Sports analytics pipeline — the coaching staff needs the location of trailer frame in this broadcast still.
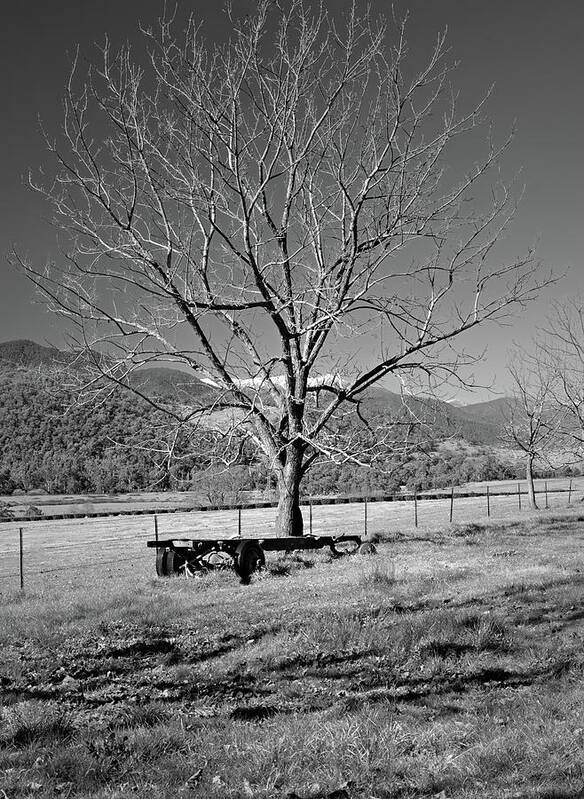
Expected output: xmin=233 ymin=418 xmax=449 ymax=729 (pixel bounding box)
xmin=147 ymin=534 xmax=365 ymax=580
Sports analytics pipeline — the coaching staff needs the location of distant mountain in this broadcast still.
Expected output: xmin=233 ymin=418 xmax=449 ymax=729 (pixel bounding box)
xmin=0 ymin=339 xmax=69 ymax=367
xmin=458 ymin=397 xmax=512 ymax=426
xmin=0 ymin=338 xmax=525 ymax=497
xmin=0 ymin=340 xmax=211 ymax=402
xmin=357 ymin=386 xmax=504 ymax=445
xmin=0 ymin=339 xmax=507 ymax=444
xmin=127 ymin=367 xmax=211 ymax=402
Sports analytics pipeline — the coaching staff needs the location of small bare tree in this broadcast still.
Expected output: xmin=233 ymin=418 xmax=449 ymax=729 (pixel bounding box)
xmin=542 ymin=297 xmax=584 ymax=458
xmin=17 ymin=2 xmax=551 ymax=535
xmin=503 ymin=355 xmax=565 ymax=509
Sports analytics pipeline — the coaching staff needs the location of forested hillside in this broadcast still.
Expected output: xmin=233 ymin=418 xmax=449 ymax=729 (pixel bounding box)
xmin=359 ymin=389 xmax=503 ymax=446
xmin=0 ymin=340 xmax=559 ymax=497
xmin=0 ymin=365 xmax=206 ymax=494
xmin=0 ymin=339 xmax=70 ymax=367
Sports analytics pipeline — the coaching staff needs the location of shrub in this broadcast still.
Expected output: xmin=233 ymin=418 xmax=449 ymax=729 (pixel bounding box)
xmin=21 ymin=504 xmax=42 ymax=519
xmin=451 ymin=522 xmax=487 ymax=541
xmin=0 ymin=500 xmax=14 ymax=520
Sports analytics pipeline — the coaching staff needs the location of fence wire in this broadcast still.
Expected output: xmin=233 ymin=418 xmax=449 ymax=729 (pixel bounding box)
xmin=1 ymin=480 xmax=582 ymax=591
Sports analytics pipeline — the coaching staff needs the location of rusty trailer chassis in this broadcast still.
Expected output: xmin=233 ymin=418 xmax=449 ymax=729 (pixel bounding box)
xmin=147 ymin=535 xmax=363 ymax=581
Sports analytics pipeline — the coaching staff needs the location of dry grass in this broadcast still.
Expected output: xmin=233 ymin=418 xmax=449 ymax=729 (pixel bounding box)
xmin=2 ymin=513 xmax=584 ymax=797
xmin=1 ymin=480 xmax=583 ymax=591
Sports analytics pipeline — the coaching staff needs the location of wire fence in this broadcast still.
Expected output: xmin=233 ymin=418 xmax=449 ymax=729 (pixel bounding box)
xmin=1 ymin=479 xmax=581 ymax=592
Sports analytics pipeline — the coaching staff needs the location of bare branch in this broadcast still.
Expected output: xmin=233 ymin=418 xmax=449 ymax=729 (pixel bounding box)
xmin=16 ymin=1 xmax=554 ymax=535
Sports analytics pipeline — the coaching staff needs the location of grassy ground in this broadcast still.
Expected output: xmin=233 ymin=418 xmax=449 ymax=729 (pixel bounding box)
xmin=2 ymin=514 xmax=584 ymax=798
xmin=1 ymin=484 xmax=581 ymax=591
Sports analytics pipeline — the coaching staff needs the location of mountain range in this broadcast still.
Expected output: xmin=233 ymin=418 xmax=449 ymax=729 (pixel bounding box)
xmin=0 ymin=339 xmax=508 ymax=446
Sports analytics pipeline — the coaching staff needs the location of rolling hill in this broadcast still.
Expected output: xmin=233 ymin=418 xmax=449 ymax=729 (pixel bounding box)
xmin=0 ymin=339 xmax=507 ymax=445
xmin=0 ymin=339 xmax=70 ymax=367
xmin=0 ymin=340 xmax=212 ymax=402
xmin=0 ymin=338 xmax=525 ymax=497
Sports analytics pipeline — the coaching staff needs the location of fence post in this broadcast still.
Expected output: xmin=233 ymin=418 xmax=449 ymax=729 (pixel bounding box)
xmin=545 ymin=481 xmax=549 ymax=509
xmin=486 ymin=486 xmax=491 ymax=518
xmin=568 ymin=479 xmax=573 ymax=505
xmin=517 ymin=483 xmax=522 ymax=511
xmin=154 ymin=514 xmax=159 ymax=543
xmin=309 ymin=501 xmax=313 ymax=536
xmin=414 ymin=492 xmax=418 ymax=528
xmin=19 ymin=527 xmax=24 ymax=591
xmin=449 ymin=485 xmax=455 ymax=524
xmin=238 ymin=507 xmax=242 ymax=537
xmin=364 ymin=497 xmax=368 ymax=539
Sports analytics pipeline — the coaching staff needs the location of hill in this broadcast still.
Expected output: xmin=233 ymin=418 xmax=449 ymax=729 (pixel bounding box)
xmin=0 ymin=339 xmax=510 ymax=444
xmin=358 ymin=387 xmax=504 ymax=446
xmin=457 ymin=397 xmax=511 ymax=426
xmin=0 ymin=339 xmax=69 ymax=367
xmin=0 ymin=362 xmax=210 ymax=495
xmin=126 ymin=367 xmax=212 ymax=402
xmin=0 ymin=340 xmax=212 ymax=402
xmin=0 ymin=339 xmax=525 ymax=497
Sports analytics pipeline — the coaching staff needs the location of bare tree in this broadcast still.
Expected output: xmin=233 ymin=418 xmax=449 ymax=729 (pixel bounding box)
xmin=17 ymin=2 xmax=551 ymax=535
xmin=503 ymin=354 xmax=565 ymax=509
xmin=542 ymin=297 xmax=584 ymax=457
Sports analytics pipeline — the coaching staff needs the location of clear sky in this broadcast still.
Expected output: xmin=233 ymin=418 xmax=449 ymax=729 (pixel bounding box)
xmin=1 ymin=0 xmax=583 ymax=401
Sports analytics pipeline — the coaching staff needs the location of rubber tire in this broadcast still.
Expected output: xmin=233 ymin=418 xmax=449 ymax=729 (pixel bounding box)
xmin=234 ymin=541 xmax=266 ymax=580
xmin=358 ymin=542 xmax=377 ymax=555
xmin=165 ymin=549 xmax=188 ymax=575
xmin=156 ymin=548 xmax=169 ymax=577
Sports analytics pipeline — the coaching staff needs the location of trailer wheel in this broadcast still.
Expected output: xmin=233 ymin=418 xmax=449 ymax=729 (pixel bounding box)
xmin=156 ymin=548 xmax=169 ymax=577
xmin=234 ymin=541 xmax=265 ymax=580
xmin=358 ymin=542 xmax=377 ymax=555
xmin=165 ymin=549 xmax=188 ymax=576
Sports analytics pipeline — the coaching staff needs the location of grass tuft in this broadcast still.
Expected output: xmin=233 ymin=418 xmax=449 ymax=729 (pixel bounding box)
xmin=0 ymin=701 xmax=74 ymax=746
xmin=451 ymin=521 xmax=488 ymax=539
xmin=265 ymin=552 xmax=315 ymax=577
xmin=359 ymin=559 xmax=397 ymax=588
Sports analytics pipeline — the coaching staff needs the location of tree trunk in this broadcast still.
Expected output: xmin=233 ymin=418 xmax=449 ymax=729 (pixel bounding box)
xmin=526 ymin=455 xmax=539 ymax=510
xmin=275 ymin=449 xmax=304 ymax=537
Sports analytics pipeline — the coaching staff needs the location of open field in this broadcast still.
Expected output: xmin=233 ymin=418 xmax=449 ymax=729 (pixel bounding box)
xmin=0 ymin=478 xmax=582 ymax=592
xmin=2 ymin=511 xmax=584 ymax=797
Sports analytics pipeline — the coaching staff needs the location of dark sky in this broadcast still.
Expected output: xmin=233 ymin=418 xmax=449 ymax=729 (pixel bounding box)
xmin=1 ymin=1 xmax=583 ymax=399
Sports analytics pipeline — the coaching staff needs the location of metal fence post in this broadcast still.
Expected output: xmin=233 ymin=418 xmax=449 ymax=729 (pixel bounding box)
xmin=19 ymin=527 xmax=24 ymax=590
xmin=569 ymin=479 xmax=573 ymax=505
xmin=545 ymin=481 xmax=549 ymax=509
xmin=518 ymin=483 xmax=522 ymax=510
xmin=309 ymin=501 xmax=313 ymax=536
xmin=486 ymin=486 xmax=491 ymax=518
xmin=449 ymin=485 xmax=454 ymax=523
xmin=238 ymin=507 xmax=242 ymax=537
xmin=364 ymin=497 xmax=368 ymax=538
xmin=154 ymin=515 xmax=159 ymax=543
xmin=414 ymin=492 xmax=418 ymax=528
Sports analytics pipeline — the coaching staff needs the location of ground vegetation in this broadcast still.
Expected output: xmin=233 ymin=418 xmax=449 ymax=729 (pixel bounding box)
xmin=1 ymin=513 xmax=584 ymax=797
